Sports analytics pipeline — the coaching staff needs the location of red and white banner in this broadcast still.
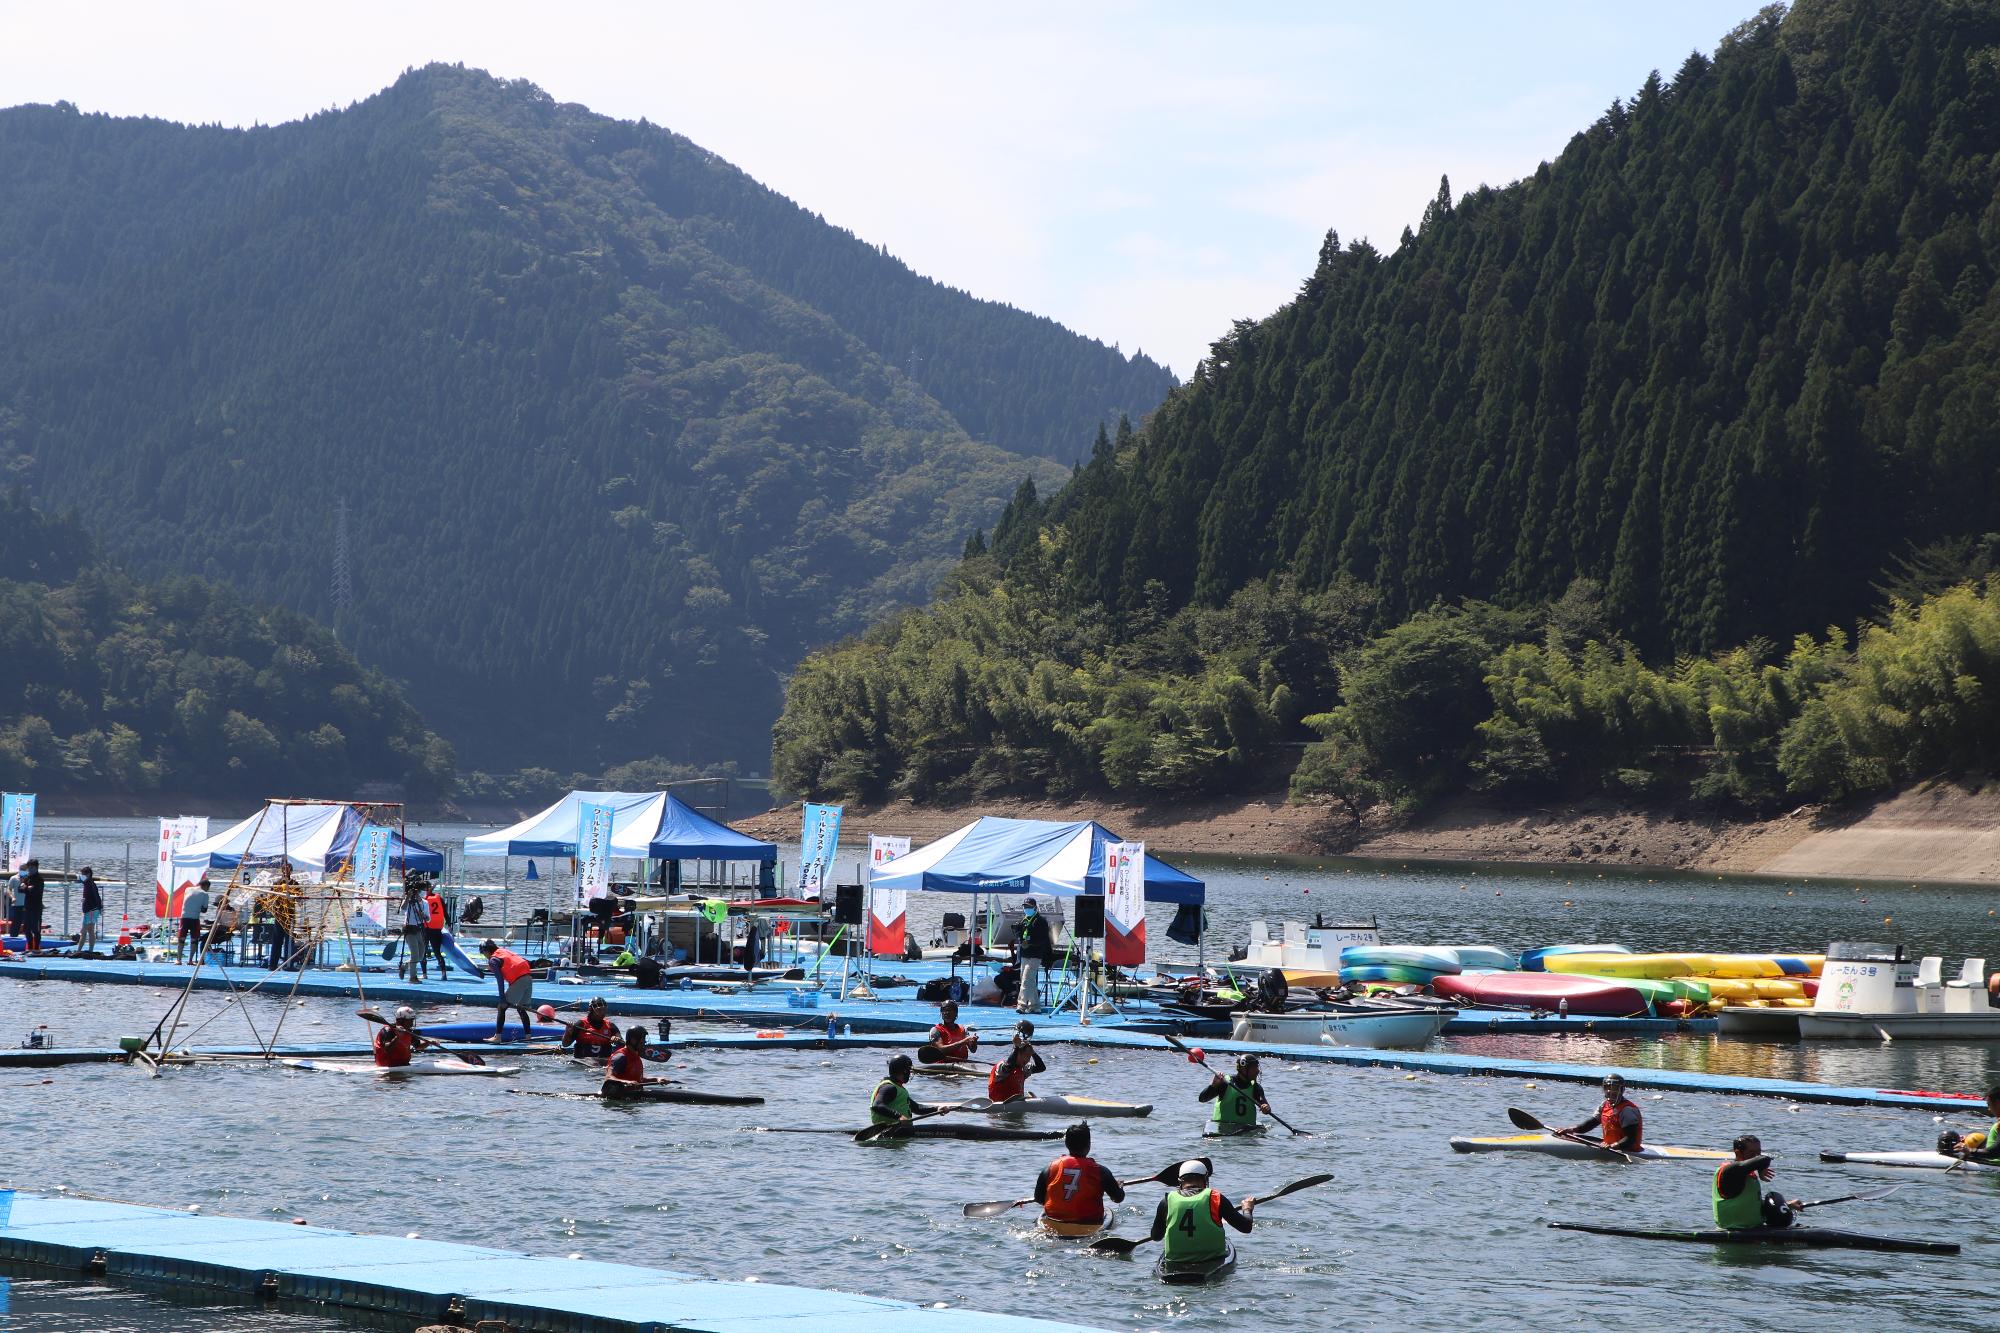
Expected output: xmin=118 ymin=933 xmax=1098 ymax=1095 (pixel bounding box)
xmin=867 ymin=835 xmax=910 ymax=957
xmin=1104 ymin=840 xmax=1146 ymax=967
xmin=154 ymin=816 xmax=209 ymax=918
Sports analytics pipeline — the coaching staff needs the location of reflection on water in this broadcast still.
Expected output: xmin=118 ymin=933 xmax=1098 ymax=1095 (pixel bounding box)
xmin=0 ymin=1270 xmax=359 ymax=1331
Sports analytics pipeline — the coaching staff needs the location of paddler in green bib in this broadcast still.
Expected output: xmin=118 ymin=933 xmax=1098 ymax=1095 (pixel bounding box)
xmin=1712 ymin=1134 xmax=1798 ymax=1231
xmin=1149 ymin=1159 xmax=1255 ymax=1261
xmin=870 ymin=1054 xmax=938 ymax=1128
xmin=1200 ymin=1054 xmax=1272 ymax=1134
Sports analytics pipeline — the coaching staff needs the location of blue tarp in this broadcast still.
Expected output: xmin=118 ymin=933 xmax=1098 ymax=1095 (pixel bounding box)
xmin=644 ymin=793 xmax=778 ymax=864
xmin=868 ymin=816 xmax=1204 ymax=906
xmin=463 ymin=790 xmax=775 ymax=864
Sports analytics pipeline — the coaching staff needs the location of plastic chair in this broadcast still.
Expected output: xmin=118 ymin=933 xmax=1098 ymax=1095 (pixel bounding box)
xmin=1949 ymin=957 xmax=1986 ymax=987
xmin=1916 ymin=955 xmax=1943 ymax=987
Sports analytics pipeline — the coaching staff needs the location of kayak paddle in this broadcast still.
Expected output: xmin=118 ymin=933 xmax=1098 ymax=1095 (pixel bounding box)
xmin=357 ymin=1008 xmax=486 ymax=1066
xmin=1087 ymin=1172 xmax=1333 ymax=1255
xmin=1164 ymin=1034 xmax=1313 ymax=1138
xmin=963 ymin=1165 xmax=1181 ymax=1219
xmin=855 ymin=1098 xmax=992 ymax=1143
xmin=1506 ymin=1106 xmax=1634 ymax=1162
xmin=1793 ymin=1184 xmax=1901 ymax=1211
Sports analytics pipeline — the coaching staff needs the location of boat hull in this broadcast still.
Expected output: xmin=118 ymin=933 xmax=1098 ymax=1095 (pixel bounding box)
xmin=1229 ymin=1009 xmax=1449 ymax=1049
xmin=1797 ymin=1011 xmax=2000 ymax=1040
xmin=1431 ymin=972 xmax=1649 ymax=1017
xmin=1819 ymin=1150 xmax=2000 ymax=1174
xmin=1549 ymin=1221 xmax=1956 ymax=1254
xmin=1157 ymin=1242 xmax=1236 ymax=1284
xmin=1450 ymin=1133 xmax=1729 ymax=1161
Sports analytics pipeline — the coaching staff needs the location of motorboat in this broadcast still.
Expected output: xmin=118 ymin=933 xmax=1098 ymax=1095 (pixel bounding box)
xmin=1230 ymin=1003 xmax=1451 ymax=1049
xmin=1237 ymin=917 xmax=1381 ymax=987
xmin=1795 ymin=942 xmax=1999 ymax=1040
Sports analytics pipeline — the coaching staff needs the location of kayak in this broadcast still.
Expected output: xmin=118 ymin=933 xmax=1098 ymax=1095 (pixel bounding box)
xmin=283 ymin=1057 xmax=519 ymax=1078
xmin=1039 ymin=1217 xmax=1112 ymax=1239
xmin=1339 ymin=945 xmax=1462 ymax=974
xmin=1819 ymin=1150 xmax=2000 ymax=1174
xmin=1542 ymin=952 xmax=1822 ymax=981
xmin=1157 ymin=1242 xmax=1237 ymax=1284
xmin=1451 ymin=1133 xmax=1730 ymax=1162
xmin=1549 ymin=1221 xmax=1957 ymax=1254
xmin=864 ymin=1123 xmax=1062 ymax=1143
xmin=913 ymin=1062 xmax=988 ymax=1079
xmin=1431 ymin=971 xmax=1652 ymax=1016
xmin=1202 ymin=1122 xmax=1269 ymax=1139
xmin=1340 ymin=964 xmax=1453 ymax=985
xmin=600 ymin=1081 xmax=765 ymax=1106
xmin=1436 ymin=945 xmax=1519 ymax=971
xmin=979 ymin=1094 xmax=1152 ymax=1118
xmin=1519 ymin=944 xmax=1630 ymax=972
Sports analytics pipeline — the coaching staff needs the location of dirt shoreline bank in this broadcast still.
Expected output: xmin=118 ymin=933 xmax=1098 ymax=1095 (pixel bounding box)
xmin=737 ymin=781 xmax=2000 ymax=885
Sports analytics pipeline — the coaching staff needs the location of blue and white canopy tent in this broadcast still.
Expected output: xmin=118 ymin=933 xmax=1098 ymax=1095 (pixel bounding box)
xmin=173 ymin=801 xmax=443 ymax=878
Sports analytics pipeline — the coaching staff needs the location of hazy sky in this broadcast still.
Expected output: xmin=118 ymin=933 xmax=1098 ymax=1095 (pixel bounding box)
xmin=3 ymin=2 xmax=1766 ymax=376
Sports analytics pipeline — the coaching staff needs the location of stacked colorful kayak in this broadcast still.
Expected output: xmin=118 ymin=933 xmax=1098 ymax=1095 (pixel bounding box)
xmin=1431 ymin=971 xmax=1655 ymax=1016
xmin=1339 ymin=945 xmax=1461 ymax=985
xmin=1435 ymin=945 xmax=1518 ymax=971
xmin=1540 ymin=952 xmax=1822 ymax=980
xmin=1518 ymin=944 xmax=1630 ymax=972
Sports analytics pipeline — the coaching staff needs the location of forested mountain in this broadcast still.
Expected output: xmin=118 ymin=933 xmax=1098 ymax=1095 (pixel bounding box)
xmin=0 ymin=490 xmax=453 ymax=797
xmin=775 ymin=0 xmax=2000 ymax=823
xmin=0 ymin=65 xmax=1173 ymax=775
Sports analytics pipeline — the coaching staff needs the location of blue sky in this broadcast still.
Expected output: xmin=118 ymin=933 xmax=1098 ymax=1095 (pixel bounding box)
xmin=3 ymin=2 xmax=1768 ymax=377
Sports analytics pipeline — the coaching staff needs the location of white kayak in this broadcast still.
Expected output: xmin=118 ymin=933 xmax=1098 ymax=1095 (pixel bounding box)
xmin=974 ymin=1093 xmax=1153 ymax=1118
xmin=1819 ymin=1150 xmax=2000 ymax=1174
xmin=282 ymin=1057 xmax=520 ymax=1078
xmin=1451 ymin=1133 xmax=1730 ymax=1161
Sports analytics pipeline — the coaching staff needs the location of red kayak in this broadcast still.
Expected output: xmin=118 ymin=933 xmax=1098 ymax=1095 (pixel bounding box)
xmin=1432 ymin=971 xmax=1649 ymax=1016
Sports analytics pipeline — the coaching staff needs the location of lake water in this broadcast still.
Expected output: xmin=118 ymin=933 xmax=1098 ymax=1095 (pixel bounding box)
xmin=6 ymin=818 xmax=2000 ymax=1331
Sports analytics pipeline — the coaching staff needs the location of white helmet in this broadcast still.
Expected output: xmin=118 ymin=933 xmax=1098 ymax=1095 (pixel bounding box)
xmin=1177 ymin=1159 xmax=1210 ymax=1182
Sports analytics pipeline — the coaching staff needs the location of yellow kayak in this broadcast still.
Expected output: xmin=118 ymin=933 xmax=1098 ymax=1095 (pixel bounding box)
xmin=1039 ymin=1217 xmax=1112 ymax=1238
xmin=1543 ymin=952 xmax=1822 ymax=980
xmin=1680 ymin=976 xmax=1813 ymax=1001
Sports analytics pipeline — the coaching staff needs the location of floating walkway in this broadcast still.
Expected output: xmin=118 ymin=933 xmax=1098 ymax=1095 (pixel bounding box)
xmin=0 ymin=1190 xmax=1106 ymax=1333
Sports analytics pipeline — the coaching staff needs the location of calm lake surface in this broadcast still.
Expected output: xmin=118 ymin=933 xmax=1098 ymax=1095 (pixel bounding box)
xmin=7 ymin=816 xmax=2000 ymax=1331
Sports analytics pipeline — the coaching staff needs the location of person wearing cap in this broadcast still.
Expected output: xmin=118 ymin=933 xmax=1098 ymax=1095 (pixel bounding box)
xmin=1563 ymin=1073 xmax=1643 ymax=1152
xmin=1035 ymin=1122 xmax=1126 ymax=1230
xmin=75 ymin=867 xmax=104 ymax=953
xmin=870 ymin=1054 xmax=939 ymax=1130
xmin=421 ymin=877 xmax=451 ymax=978
xmin=563 ymin=996 xmax=621 ymax=1061
xmin=1149 ymin=1158 xmax=1255 ymax=1264
xmin=398 ymin=879 xmax=430 ymax=982
xmin=1713 ymin=1133 xmax=1796 ymax=1230
xmin=1016 ymin=898 xmax=1054 ymax=1014
xmin=372 ymin=1006 xmax=418 ymax=1068
xmin=919 ymin=998 xmax=979 ymax=1064
xmin=1199 ymin=1053 xmax=1272 ymax=1134
xmin=478 ymin=938 xmax=536 ymax=1041
xmin=174 ymin=874 xmax=210 ymax=964
xmin=987 ymin=1025 xmax=1046 ymax=1103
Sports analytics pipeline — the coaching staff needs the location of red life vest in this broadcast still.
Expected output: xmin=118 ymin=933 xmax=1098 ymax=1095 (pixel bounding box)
xmin=373 ymin=1026 xmax=414 ymax=1068
xmin=1600 ymin=1097 xmax=1643 ymax=1150
xmin=576 ymin=1014 xmax=619 ymax=1051
xmin=930 ymin=1021 xmax=972 ymax=1057
xmin=607 ymin=1047 xmax=645 ymax=1083
xmin=989 ymin=1061 xmax=1029 ymax=1103
xmin=493 ymin=948 xmax=532 ymax=984
xmin=425 ymin=893 xmax=446 ymax=930
xmin=1042 ymin=1154 xmax=1105 ymax=1223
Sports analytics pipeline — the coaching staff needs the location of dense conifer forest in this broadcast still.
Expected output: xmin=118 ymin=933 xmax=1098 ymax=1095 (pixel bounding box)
xmin=774 ymin=0 xmax=2000 ymax=829
xmin=0 ymin=65 xmax=1174 ymax=778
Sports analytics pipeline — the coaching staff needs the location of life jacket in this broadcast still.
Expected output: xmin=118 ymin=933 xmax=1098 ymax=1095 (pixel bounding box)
xmin=1042 ymin=1154 xmax=1105 ymax=1224
xmin=492 ymin=948 xmax=532 ymax=984
xmin=425 ymin=893 xmax=446 ymax=930
xmin=930 ymin=1021 xmax=972 ymax=1056
xmin=372 ymin=1026 xmax=414 ymax=1068
xmin=988 ymin=1061 xmax=1029 ymax=1103
xmin=1599 ymin=1097 xmax=1643 ymax=1150
xmin=872 ymin=1078 xmax=913 ymax=1125
xmin=607 ymin=1047 xmax=645 ymax=1083
xmin=575 ymin=1014 xmax=619 ymax=1051
xmin=1712 ymin=1161 xmax=1764 ymax=1230
xmin=1163 ymin=1187 xmax=1227 ymax=1262
xmin=1210 ymin=1077 xmax=1259 ymax=1127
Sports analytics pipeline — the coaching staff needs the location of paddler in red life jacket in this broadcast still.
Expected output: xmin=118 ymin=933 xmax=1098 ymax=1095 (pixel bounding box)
xmin=1035 ymin=1122 xmax=1126 ymax=1228
xmin=1563 ymin=1073 xmax=1643 ymax=1152
xmin=372 ymin=1006 xmax=417 ymax=1068
xmin=602 ymin=1025 xmax=662 ymax=1099
xmin=563 ymin=996 xmax=620 ymax=1061
xmin=871 ymin=1053 xmax=939 ymax=1128
xmin=1148 ymin=1158 xmax=1255 ymax=1263
xmin=478 ymin=938 xmax=536 ymax=1042
xmin=1712 ymin=1133 xmax=1797 ymax=1230
xmin=987 ymin=1024 xmax=1046 ymax=1104
xmin=918 ymin=999 xmax=979 ymax=1065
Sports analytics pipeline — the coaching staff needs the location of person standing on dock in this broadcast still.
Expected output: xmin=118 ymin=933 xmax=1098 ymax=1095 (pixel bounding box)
xmin=1200 ymin=1054 xmax=1271 ymax=1135
xmin=175 ymin=876 xmax=210 ymax=964
xmin=422 ymin=879 xmax=450 ymax=977
xmin=1563 ymin=1073 xmax=1644 ymax=1153
xmin=478 ymin=939 xmax=536 ymax=1041
xmin=1016 ymin=899 xmax=1054 ymax=1014
xmin=18 ymin=860 xmax=46 ymax=953
xmin=1712 ymin=1134 xmax=1796 ymax=1230
xmin=398 ymin=881 xmax=430 ymax=983
xmin=870 ymin=1054 xmax=938 ymax=1128
xmin=1035 ymin=1123 xmax=1125 ymax=1229
xmin=1150 ymin=1159 xmax=1255 ymax=1262
xmin=372 ymin=1006 xmax=417 ymax=1068
xmin=75 ymin=867 xmax=103 ymax=954
xmin=1 ymin=867 xmax=18 ymax=938
xmin=919 ymin=999 xmax=979 ymax=1064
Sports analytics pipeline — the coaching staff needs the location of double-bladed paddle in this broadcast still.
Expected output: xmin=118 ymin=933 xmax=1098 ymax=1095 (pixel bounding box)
xmin=1506 ymin=1105 xmax=1635 ymax=1162
xmin=854 ymin=1096 xmax=996 ymax=1143
xmin=1163 ymin=1034 xmax=1313 ymax=1138
xmin=357 ymin=1007 xmax=486 ymax=1066
xmin=1087 ymin=1171 xmax=1334 ymax=1255
xmin=1792 ymin=1183 xmax=1901 ymax=1211
xmin=963 ymin=1161 xmax=1185 ymax=1218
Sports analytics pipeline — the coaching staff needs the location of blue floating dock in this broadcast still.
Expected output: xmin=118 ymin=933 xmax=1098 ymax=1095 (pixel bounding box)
xmin=0 ymin=1191 xmax=1107 ymax=1332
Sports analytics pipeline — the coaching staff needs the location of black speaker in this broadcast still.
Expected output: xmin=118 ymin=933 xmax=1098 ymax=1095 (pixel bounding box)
xmin=833 ymin=883 xmax=864 ymax=925
xmin=1072 ymin=895 xmax=1105 ymax=939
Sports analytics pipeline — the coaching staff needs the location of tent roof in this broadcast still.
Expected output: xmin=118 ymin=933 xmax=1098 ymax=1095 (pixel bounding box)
xmin=463 ymin=789 xmax=775 ymax=864
xmin=172 ymin=802 xmax=444 ymax=877
xmin=868 ymin=816 xmax=1203 ymax=905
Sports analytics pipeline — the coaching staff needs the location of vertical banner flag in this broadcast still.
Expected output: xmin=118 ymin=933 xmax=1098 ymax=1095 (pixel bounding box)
xmin=798 ymin=802 xmax=843 ymax=901
xmin=154 ymin=815 xmax=208 ymax=918
xmin=867 ymin=835 xmax=910 ymax=957
xmin=352 ymin=826 xmax=394 ymax=927
xmin=0 ymin=793 xmax=34 ymax=874
xmin=576 ymin=801 xmax=615 ymax=907
xmin=1104 ymin=840 xmax=1147 ymax=967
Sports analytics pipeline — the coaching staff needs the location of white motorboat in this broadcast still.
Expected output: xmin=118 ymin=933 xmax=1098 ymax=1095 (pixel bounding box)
xmin=1794 ymin=942 xmax=2000 ymax=1040
xmin=1238 ymin=918 xmax=1381 ymax=987
xmin=1230 ymin=1005 xmax=1451 ymax=1049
